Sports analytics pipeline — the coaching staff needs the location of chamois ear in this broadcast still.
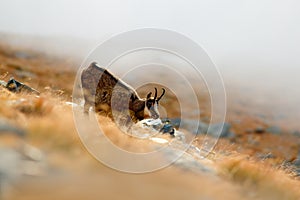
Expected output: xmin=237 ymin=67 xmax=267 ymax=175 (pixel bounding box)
xmin=146 ymin=92 xmax=152 ymax=99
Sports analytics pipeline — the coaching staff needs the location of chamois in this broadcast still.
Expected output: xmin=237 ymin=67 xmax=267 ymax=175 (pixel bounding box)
xmin=81 ymin=62 xmax=165 ymax=123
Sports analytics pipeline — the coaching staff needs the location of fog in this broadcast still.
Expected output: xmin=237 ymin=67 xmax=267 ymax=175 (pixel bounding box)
xmin=0 ymin=0 xmax=299 ymax=127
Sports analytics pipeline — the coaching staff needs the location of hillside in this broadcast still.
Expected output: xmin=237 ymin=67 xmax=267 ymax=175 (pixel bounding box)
xmin=0 ymin=41 xmax=300 ymax=200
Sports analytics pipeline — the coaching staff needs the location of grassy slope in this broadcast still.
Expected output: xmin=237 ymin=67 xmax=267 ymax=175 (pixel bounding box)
xmin=0 ymin=42 xmax=300 ymax=200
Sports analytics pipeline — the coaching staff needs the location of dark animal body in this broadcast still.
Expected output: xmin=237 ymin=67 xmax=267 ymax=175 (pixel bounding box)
xmin=81 ymin=62 xmax=165 ymax=124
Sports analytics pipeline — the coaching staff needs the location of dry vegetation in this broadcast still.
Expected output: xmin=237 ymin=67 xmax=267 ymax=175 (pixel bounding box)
xmin=1 ymin=42 xmax=300 ymax=200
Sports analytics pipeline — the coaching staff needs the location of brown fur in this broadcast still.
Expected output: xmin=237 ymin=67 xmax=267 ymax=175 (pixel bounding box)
xmin=81 ymin=62 xmax=151 ymax=124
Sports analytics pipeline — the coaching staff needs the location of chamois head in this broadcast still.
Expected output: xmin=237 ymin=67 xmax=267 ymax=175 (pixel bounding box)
xmin=145 ymin=87 xmax=165 ymax=119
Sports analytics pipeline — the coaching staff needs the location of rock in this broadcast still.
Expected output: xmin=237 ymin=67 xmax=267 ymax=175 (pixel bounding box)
xmin=162 ymin=118 xmax=181 ymax=129
xmin=0 ymin=119 xmax=25 ymax=137
xmin=294 ymin=151 xmax=300 ymax=167
xmin=163 ymin=118 xmax=232 ymax=138
xmin=14 ymin=51 xmax=34 ymax=59
xmin=274 ymin=114 xmax=286 ymax=120
xmin=293 ymin=151 xmax=300 ymax=177
xmin=292 ymin=131 xmax=300 ymax=137
xmin=256 ymin=113 xmax=267 ymax=119
xmin=232 ymin=119 xmax=241 ymax=124
xmin=198 ymin=122 xmax=210 ymax=134
xmin=134 ymin=118 xmax=176 ymax=138
xmin=162 ymin=146 xmax=216 ymax=174
xmin=295 ymin=161 xmax=300 ymax=168
xmin=256 ymin=152 xmax=275 ymax=160
xmin=162 ymin=118 xmax=183 ymax=129
xmin=5 ymin=77 xmax=40 ymax=94
xmin=15 ymin=70 xmax=36 ymax=79
xmin=207 ymin=122 xmax=232 ymax=138
xmin=247 ymin=135 xmax=260 ymax=146
xmin=160 ymin=123 xmax=175 ymax=135
xmin=266 ymin=126 xmax=281 ymax=135
xmin=296 ymin=169 xmax=300 ymax=177
xmin=0 ymin=147 xmax=23 ymax=195
xmin=163 ymin=118 xmax=208 ymax=134
xmin=254 ymin=127 xmax=265 ymax=134
xmin=228 ymin=132 xmax=236 ymax=139
xmin=0 ymin=119 xmax=45 ymax=198
xmin=0 ymin=145 xmax=46 ymax=198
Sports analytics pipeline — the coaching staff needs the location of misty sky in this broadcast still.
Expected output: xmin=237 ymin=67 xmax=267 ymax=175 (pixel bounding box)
xmin=0 ymin=0 xmax=299 ymax=68
xmin=0 ymin=1 xmax=299 ymax=70
xmin=0 ymin=0 xmax=300 ymax=122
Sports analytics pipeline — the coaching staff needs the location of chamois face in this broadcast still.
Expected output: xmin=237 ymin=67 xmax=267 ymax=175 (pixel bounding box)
xmin=145 ymin=88 xmax=165 ymax=119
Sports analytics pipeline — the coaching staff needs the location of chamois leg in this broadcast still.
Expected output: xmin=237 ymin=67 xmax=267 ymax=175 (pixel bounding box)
xmin=83 ymin=101 xmax=92 ymax=114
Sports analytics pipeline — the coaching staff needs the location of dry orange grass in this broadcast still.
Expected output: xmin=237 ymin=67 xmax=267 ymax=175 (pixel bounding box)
xmin=1 ymin=42 xmax=300 ymax=200
xmin=0 ymin=87 xmax=80 ymax=150
xmin=216 ymin=153 xmax=300 ymax=200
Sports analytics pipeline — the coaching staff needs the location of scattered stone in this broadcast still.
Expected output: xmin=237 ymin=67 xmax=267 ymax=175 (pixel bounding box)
xmin=162 ymin=146 xmax=216 ymax=174
xmin=207 ymin=122 xmax=232 ymax=138
xmin=274 ymin=114 xmax=286 ymax=120
xmin=228 ymin=132 xmax=236 ymax=139
xmin=162 ymin=118 xmax=232 ymax=138
xmin=256 ymin=152 xmax=275 ymax=160
xmin=0 ymin=118 xmax=46 ymax=198
xmin=292 ymin=131 xmax=300 ymax=137
xmin=0 ymin=145 xmax=46 ymax=198
xmin=162 ymin=118 xmax=208 ymax=134
xmin=14 ymin=51 xmax=34 ymax=59
xmin=247 ymin=135 xmax=260 ymax=146
xmin=135 ymin=118 xmax=177 ymax=138
xmin=0 ymin=147 xmax=23 ymax=195
xmin=198 ymin=122 xmax=209 ymax=134
xmin=256 ymin=113 xmax=267 ymax=119
xmin=294 ymin=151 xmax=300 ymax=167
xmin=254 ymin=127 xmax=265 ymax=134
xmin=162 ymin=118 xmax=181 ymax=129
xmin=0 ymin=118 xmax=25 ymax=137
xmin=232 ymin=119 xmax=241 ymax=124
xmin=5 ymin=77 xmax=40 ymax=94
xmin=160 ymin=123 xmax=175 ymax=135
xmin=293 ymin=151 xmax=300 ymax=177
xmin=266 ymin=126 xmax=281 ymax=135
xmin=15 ymin=70 xmax=36 ymax=79
xmin=296 ymin=169 xmax=300 ymax=177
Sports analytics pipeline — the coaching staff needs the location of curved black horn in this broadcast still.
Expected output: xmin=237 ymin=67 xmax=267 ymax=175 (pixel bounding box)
xmin=154 ymin=87 xmax=158 ymax=100
xmin=157 ymin=88 xmax=165 ymax=102
xmin=147 ymin=92 xmax=152 ymax=99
